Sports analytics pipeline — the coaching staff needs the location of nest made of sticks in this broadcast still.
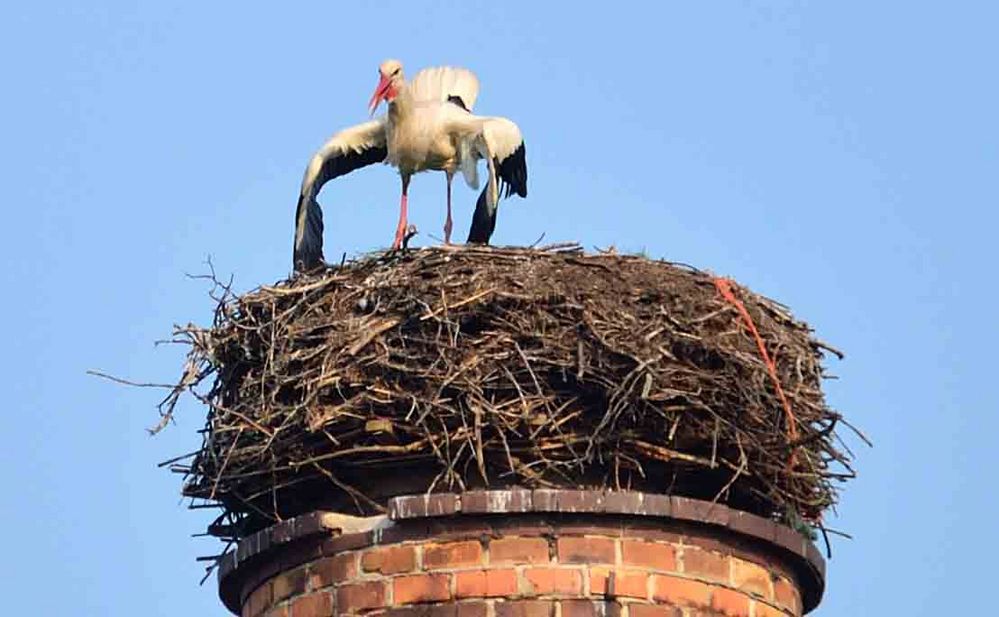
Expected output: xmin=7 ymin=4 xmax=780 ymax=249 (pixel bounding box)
xmin=162 ymin=244 xmax=860 ymax=542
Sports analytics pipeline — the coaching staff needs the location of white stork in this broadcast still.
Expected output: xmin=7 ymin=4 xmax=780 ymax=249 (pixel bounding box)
xmin=292 ymin=59 xmax=528 ymax=272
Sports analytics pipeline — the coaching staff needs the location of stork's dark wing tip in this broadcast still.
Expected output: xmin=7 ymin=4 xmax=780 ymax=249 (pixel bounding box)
xmin=467 ymin=186 xmax=497 ymax=245
xmin=498 ymin=142 xmax=528 ymax=199
xmin=447 ymin=94 xmax=470 ymax=111
xmin=293 ymin=193 xmax=325 ymax=273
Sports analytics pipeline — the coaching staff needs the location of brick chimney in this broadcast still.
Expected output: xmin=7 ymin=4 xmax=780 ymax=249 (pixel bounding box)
xmin=219 ymin=490 xmax=823 ymax=617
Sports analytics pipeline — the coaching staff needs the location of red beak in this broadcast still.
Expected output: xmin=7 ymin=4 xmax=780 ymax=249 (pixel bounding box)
xmin=368 ymin=74 xmax=392 ymax=116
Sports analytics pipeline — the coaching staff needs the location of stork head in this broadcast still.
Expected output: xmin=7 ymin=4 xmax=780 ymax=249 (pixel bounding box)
xmin=368 ymin=59 xmax=404 ymax=116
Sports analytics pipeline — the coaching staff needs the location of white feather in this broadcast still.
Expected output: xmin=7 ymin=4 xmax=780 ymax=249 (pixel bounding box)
xmin=408 ymin=66 xmax=480 ymax=110
xmin=301 ymin=118 xmax=386 ymax=198
xmin=458 ymin=139 xmax=479 ymax=189
xmin=480 ymin=117 xmax=523 ymax=161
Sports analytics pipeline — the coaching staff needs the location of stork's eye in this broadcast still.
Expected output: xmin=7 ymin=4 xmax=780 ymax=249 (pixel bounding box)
xmin=392 ymin=68 xmax=401 ymax=76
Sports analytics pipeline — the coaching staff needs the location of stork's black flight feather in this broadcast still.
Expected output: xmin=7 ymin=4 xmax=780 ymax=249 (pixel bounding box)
xmin=294 ymin=144 xmax=387 ymax=272
xmin=467 ymin=142 xmax=527 ymax=244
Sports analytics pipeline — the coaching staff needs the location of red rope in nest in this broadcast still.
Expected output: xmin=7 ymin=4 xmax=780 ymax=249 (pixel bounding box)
xmin=714 ymin=277 xmax=799 ymax=470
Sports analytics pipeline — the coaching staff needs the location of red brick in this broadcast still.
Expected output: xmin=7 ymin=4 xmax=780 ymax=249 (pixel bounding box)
xmin=524 ymin=567 xmax=584 ymax=595
xmin=289 ymin=592 xmax=332 ymax=617
xmin=621 ymin=540 xmax=676 ymax=571
xmin=457 ymin=601 xmax=490 ymax=617
xmin=383 ymin=606 xmax=457 ymax=617
xmin=607 ymin=569 xmax=650 ymax=599
xmin=309 ymin=554 xmax=357 ymax=589
xmin=272 ymin=567 xmax=309 ymax=603
xmin=753 ymin=602 xmax=791 ymax=617
xmin=394 ymin=573 xmax=451 ymax=604
xmin=495 ymin=600 xmax=556 ymax=617
xmin=711 ymin=587 xmax=751 ymax=616
xmin=651 ymin=575 xmax=711 ymax=607
xmin=264 ymin=607 xmax=289 ymax=617
xmin=361 ymin=545 xmax=417 ymax=574
xmin=490 ymin=537 xmax=550 ymax=564
xmin=682 ymin=548 xmax=728 ymax=582
xmin=561 ymin=600 xmax=602 ymax=617
xmin=455 ymin=569 xmax=519 ymax=598
xmin=590 ymin=568 xmax=649 ymax=599
xmin=557 ymin=537 xmax=616 ymax=564
xmin=589 ymin=567 xmax=609 ymax=595
xmin=245 ymin=581 xmax=272 ymax=617
xmin=423 ymin=540 xmax=484 ymax=569
xmin=774 ymin=577 xmax=801 ymax=613
xmin=336 ymin=581 xmax=387 ymax=611
xmin=730 ymin=559 xmax=772 ymax=598
xmin=629 ymin=605 xmax=682 ymax=617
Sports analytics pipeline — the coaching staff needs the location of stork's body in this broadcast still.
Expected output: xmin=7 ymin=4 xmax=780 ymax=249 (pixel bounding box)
xmin=293 ymin=60 xmax=527 ymax=272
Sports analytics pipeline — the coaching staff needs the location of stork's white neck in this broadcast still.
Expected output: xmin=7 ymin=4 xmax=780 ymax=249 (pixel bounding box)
xmin=387 ymin=84 xmax=415 ymax=123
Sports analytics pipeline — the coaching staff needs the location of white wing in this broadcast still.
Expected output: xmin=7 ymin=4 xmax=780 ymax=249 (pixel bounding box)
xmin=466 ymin=117 xmax=528 ymax=244
xmin=294 ymin=118 xmax=387 ymax=271
xmin=409 ymin=66 xmax=480 ymax=111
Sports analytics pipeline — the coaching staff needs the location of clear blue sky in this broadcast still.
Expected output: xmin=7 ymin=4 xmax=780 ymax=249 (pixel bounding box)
xmin=1 ymin=2 xmax=995 ymax=615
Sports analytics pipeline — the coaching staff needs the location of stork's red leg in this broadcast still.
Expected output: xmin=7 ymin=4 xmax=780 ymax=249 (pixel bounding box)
xmin=393 ymin=174 xmax=411 ymax=250
xmin=444 ymin=173 xmax=454 ymax=244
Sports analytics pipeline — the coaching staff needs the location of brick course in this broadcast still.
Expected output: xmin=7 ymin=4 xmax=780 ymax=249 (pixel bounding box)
xmin=232 ymin=496 xmax=814 ymax=617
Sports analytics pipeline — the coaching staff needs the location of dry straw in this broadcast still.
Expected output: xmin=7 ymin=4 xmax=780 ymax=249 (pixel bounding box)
xmin=159 ymin=244 xmax=863 ymax=543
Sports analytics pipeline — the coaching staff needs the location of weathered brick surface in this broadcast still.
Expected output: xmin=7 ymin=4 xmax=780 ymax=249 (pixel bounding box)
xmin=651 ymin=575 xmax=712 ymax=608
xmin=774 ymin=576 xmax=801 ymax=614
xmin=588 ymin=568 xmax=649 ymax=599
xmin=557 ymin=537 xmax=616 ymax=564
xmin=561 ymin=599 xmax=600 ymax=617
xmin=608 ymin=569 xmax=650 ymax=599
xmin=682 ymin=548 xmax=729 ymax=582
xmin=272 ymin=567 xmax=309 ymax=603
xmin=730 ymin=558 xmax=772 ymax=599
xmin=245 ymin=581 xmax=272 ymax=617
xmin=621 ymin=540 xmax=676 ymax=571
xmin=336 ymin=581 xmax=387 ymax=611
xmin=424 ymin=541 xmax=483 ymax=570
xmin=385 ymin=604 xmax=489 ymax=617
xmin=490 ymin=537 xmax=550 ymax=564
xmin=710 ymin=586 xmax=751 ymax=616
xmin=754 ymin=601 xmax=791 ymax=617
xmin=456 ymin=601 xmax=490 ymax=617
xmin=629 ymin=605 xmax=682 ymax=617
xmin=362 ymin=545 xmax=418 ymax=575
xmin=394 ymin=573 xmax=451 ymax=604
xmin=235 ymin=503 xmax=809 ymax=617
xmin=455 ymin=569 xmax=519 ymax=598
xmin=524 ymin=567 xmax=584 ymax=595
xmin=289 ymin=592 xmax=332 ymax=617
xmin=309 ymin=554 xmax=357 ymax=589
xmin=383 ymin=606 xmax=458 ymax=617
xmin=495 ymin=600 xmax=556 ymax=617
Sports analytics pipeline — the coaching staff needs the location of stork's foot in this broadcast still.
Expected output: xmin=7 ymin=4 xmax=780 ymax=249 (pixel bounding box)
xmin=391 ymin=224 xmax=418 ymax=251
xmin=443 ymin=219 xmax=453 ymax=245
xmin=403 ymin=224 xmax=418 ymax=249
xmin=391 ymin=222 xmax=407 ymax=250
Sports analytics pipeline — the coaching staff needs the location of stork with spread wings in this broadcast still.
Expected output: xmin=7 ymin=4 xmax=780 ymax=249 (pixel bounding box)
xmin=293 ymin=59 xmax=528 ymax=272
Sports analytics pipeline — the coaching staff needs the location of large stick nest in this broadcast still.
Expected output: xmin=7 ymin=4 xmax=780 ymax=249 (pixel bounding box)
xmin=166 ymin=244 xmax=858 ymax=542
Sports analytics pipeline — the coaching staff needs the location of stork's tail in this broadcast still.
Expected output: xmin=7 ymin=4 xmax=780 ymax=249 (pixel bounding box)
xmin=293 ymin=192 xmax=325 ymax=272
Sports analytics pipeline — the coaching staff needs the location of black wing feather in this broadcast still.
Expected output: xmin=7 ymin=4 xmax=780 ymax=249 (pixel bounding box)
xmin=467 ymin=142 xmax=527 ymax=244
xmin=293 ymin=145 xmax=387 ymax=272
xmin=447 ymin=94 xmax=470 ymax=111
